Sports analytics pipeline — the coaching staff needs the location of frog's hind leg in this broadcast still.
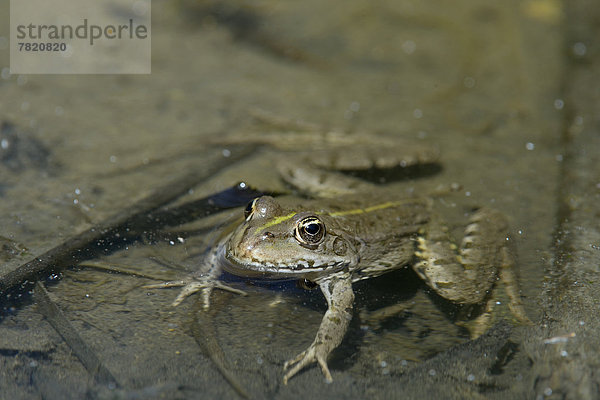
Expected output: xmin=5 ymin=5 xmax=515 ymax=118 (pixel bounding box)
xmin=277 ymin=159 xmax=374 ymax=198
xmin=412 ymin=208 xmax=529 ymax=338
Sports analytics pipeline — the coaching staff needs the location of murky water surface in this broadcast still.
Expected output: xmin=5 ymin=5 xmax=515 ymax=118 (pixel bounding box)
xmin=0 ymin=0 xmax=567 ymax=398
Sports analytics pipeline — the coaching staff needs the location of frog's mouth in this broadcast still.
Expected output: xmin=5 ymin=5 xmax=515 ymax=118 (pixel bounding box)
xmin=221 ymin=250 xmax=348 ymax=279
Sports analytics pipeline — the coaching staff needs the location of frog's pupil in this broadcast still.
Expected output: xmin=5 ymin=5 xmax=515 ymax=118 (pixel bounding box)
xmin=305 ymin=223 xmax=320 ymax=235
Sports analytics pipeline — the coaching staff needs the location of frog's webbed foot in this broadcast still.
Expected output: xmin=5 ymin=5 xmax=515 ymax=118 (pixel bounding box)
xmin=143 ymin=277 xmax=246 ymax=309
xmin=283 ymin=341 xmax=333 ymax=384
xmin=143 ymin=243 xmax=247 ymax=309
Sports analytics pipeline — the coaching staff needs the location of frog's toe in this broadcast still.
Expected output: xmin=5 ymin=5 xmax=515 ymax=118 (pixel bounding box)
xmin=214 ymin=282 xmax=248 ymax=297
xmin=172 ymin=280 xmax=248 ymax=308
xmin=145 ymin=278 xmax=247 ymax=308
xmin=142 ymin=280 xmax=188 ymax=289
xmin=143 ymin=280 xmax=210 ymax=307
xmin=283 ymin=345 xmax=333 ymax=384
xmin=316 ymin=354 xmax=333 ymax=383
xmin=172 ymin=281 xmax=206 ymax=307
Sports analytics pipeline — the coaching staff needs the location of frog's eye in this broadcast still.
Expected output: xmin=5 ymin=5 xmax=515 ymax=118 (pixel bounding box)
xmin=298 ymin=279 xmax=318 ymax=290
xmin=295 ymin=216 xmax=325 ymax=245
xmin=244 ymin=198 xmax=258 ymax=220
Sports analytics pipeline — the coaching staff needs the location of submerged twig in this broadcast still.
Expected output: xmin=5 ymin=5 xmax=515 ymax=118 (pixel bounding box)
xmin=33 ymin=281 xmax=118 ymax=386
xmin=77 ymin=261 xmax=176 ymax=281
xmin=191 ymin=299 xmax=250 ymax=399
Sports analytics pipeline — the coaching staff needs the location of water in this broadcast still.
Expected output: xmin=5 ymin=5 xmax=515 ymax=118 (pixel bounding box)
xmin=0 ymin=0 xmax=570 ymax=398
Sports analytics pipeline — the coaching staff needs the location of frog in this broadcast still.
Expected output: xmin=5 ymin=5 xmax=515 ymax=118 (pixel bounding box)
xmin=146 ymin=190 xmax=530 ymax=384
xmin=145 ymin=111 xmax=530 ymax=383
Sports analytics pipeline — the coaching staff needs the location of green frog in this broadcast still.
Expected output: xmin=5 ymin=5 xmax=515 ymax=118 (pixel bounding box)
xmin=146 ymin=113 xmax=530 ymax=383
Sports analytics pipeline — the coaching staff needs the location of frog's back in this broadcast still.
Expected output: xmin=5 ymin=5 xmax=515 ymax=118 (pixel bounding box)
xmin=313 ymin=195 xmax=431 ymax=281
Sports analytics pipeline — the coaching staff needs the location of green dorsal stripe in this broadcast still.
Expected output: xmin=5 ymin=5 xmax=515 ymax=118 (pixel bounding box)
xmin=328 ymin=201 xmax=403 ymax=217
xmin=254 ymin=201 xmax=407 ymax=232
xmin=256 ymin=212 xmax=296 ymax=232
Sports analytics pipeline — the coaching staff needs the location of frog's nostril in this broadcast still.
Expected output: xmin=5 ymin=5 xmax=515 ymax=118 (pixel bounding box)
xmin=261 ymin=232 xmax=274 ymax=240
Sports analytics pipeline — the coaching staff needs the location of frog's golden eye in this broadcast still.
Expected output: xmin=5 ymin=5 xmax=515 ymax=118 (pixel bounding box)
xmin=244 ymin=198 xmax=258 ymax=220
xmin=295 ymin=216 xmax=325 ymax=245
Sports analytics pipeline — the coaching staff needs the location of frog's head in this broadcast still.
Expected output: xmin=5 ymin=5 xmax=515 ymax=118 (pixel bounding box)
xmin=224 ymin=196 xmax=360 ymax=279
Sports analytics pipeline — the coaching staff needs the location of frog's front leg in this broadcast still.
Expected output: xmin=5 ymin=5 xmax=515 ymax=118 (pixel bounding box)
xmin=144 ymin=245 xmax=246 ymax=310
xmin=413 ymin=208 xmax=530 ymax=336
xmin=283 ymin=275 xmax=354 ymax=384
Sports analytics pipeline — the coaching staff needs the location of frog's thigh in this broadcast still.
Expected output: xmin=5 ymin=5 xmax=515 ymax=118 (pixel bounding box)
xmin=412 ymin=208 xmax=506 ymax=304
xmin=276 ymin=159 xmax=373 ymax=198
